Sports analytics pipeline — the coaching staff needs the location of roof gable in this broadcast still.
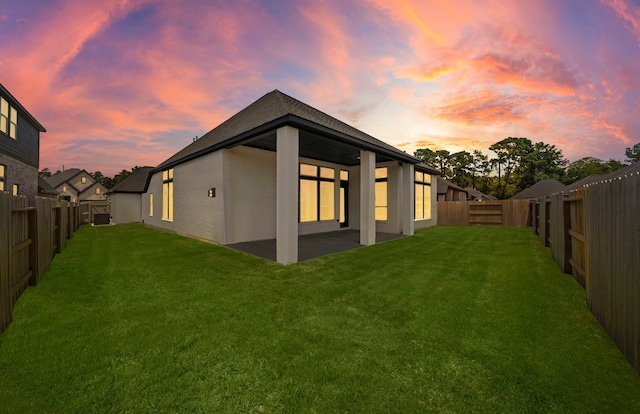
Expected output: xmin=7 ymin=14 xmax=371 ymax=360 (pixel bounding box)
xmin=510 ymin=179 xmax=566 ymax=199
xmin=0 ymin=83 xmax=46 ymax=132
xmin=107 ymin=167 xmax=154 ymax=194
xmin=46 ymin=168 xmax=83 ymax=188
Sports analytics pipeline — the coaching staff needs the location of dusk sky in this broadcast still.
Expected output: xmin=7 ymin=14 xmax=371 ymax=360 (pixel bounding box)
xmin=1 ymin=0 xmax=639 ymax=176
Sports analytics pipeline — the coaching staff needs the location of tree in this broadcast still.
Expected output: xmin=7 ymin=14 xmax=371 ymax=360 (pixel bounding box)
xmin=520 ymin=141 xmax=567 ymax=188
xmin=564 ymin=157 xmax=625 ymax=184
xmin=489 ymin=137 xmax=533 ymax=199
xmin=449 ymin=151 xmax=474 ymax=188
xmin=626 ymin=143 xmax=640 ymax=163
xmin=414 ymin=148 xmax=453 ymax=179
xmin=38 ymin=168 xmax=51 ymax=178
xmin=470 ymin=150 xmax=491 ymax=191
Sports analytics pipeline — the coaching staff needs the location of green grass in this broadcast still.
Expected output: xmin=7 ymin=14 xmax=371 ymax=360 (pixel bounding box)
xmin=0 ymin=224 xmax=638 ymax=413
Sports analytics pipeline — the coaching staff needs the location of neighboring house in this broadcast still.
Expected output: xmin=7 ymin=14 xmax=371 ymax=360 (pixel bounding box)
xmin=45 ymin=168 xmax=108 ymax=202
xmin=37 ymin=176 xmax=59 ymax=199
xmin=464 ymin=187 xmax=497 ymax=201
xmin=564 ymin=161 xmax=640 ymax=191
xmin=133 ymin=90 xmax=439 ymax=264
xmin=437 ymin=177 xmax=468 ymax=201
xmin=0 ymin=83 xmax=46 ymax=198
xmin=106 ymin=167 xmax=154 ymax=224
xmin=510 ymin=179 xmax=566 ymax=199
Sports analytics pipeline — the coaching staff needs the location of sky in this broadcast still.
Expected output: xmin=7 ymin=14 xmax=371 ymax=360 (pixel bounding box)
xmin=1 ymin=0 xmax=639 ymax=177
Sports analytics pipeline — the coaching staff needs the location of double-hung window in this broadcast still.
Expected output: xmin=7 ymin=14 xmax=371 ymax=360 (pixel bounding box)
xmin=162 ymin=169 xmax=174 ymax=221
xmin=415 ymin=171 xmax=432 ymax=220
xmin=375 ymin=167 xmax=388 ymax=221
xmin=0 ymin=97 xmax=17 ymax=139
xmin=299 ymin=164 xmax=335 ymax=222
xmin=0 ymin=164 xmax=5 ymax=191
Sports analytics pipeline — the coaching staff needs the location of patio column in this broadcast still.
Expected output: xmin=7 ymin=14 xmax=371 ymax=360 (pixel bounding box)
xmin=401 ymin=163 xmax=415 ymax=235
xmin=276 ymin=126 xmax=299 ymax=264
xmin=360 ymin=150 xmax=376 ymax=245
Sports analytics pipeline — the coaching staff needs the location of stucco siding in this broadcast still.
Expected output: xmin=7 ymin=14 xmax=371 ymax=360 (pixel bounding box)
xmin=143 ymin=171 xmax=174 ymax=232
xmin=223 ymin=146 xmax=276 ymax=244
xmin=109 ymin=193 xmax=142 ymax=224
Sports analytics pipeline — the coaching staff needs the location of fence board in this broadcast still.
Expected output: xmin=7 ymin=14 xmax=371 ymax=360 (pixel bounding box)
xmin=438 ymin=200 xmax=530 ymax=227
xmin=1 ymin=194 xmax=80 ymax=333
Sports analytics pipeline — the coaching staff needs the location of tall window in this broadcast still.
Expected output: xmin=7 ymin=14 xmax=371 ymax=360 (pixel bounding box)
xmin=375 ymin=167 xmax=388 ymax=221
xmin=162 ymin=169 xmax=174 ymax=221
xmin=149 ymin=193 xmax=154 ymax=216
xmin=299 ymin=164 xmax=334 ymax=222
xmin=0 ymin=97 xmax=17 ymax=139
xmin=415 ymin=171 xmax=432 ymax=220
xmin=12 ymin=184 xmax=18 ymax=196
xmin=0 ymin=164 xmax=5 ymax=191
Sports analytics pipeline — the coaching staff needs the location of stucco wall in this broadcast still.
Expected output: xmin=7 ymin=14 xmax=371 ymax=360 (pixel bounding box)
xmin=0 ymin=153 xmax=37 ymax=197
xmin=109 ymin=193 xmax=142 ymax=224
xmin=223 ymin=146 xmax=277 ymax=243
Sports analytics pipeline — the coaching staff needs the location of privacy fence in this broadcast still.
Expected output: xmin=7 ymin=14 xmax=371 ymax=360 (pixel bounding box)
xmin=0 ymin=193 xmax=80 ymax=332
xmin=532 ymin=173 xmax=640 ymax=373
xmin=437 ymin=199 xmax=531 ymax=226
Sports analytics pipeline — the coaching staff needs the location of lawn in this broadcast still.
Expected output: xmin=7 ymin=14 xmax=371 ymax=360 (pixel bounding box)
xmin=0 ymin=224 xmax=638 ymax=413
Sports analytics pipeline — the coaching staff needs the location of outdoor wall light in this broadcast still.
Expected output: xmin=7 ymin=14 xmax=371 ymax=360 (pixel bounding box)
xmin=208 ymin=188 xmax=216 ymax=197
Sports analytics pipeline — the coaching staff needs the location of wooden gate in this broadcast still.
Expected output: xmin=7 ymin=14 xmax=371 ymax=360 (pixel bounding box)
xmin=79 ymin=201 xmax=110 ymax=224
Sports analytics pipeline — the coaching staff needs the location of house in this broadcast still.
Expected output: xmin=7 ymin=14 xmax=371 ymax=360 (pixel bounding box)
xmin=0 ymin=83 xmax=46 ymax=198
xmin=564 ymin=161 xmax=640 ymax=191
xmin=106 ymin=167 xmax=154 ymax=224
xmin=134 ymin=90 xmax=439 ymax=264
xmin=464 ymin=187 xmax=497 ymax=201
xmin=436 ymin=177 xmax=468 ymax=201
xmin=37 ymin=177 xmax=59 ymax=199
xmin=46 ymin=168 xmax=108 ymax=202
xmin=510 ymin=179 xmax=566 ymax=199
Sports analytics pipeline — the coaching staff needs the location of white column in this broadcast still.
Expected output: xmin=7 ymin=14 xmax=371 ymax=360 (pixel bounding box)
xmin=401 ymin=163 xmax=415 ymax=235
xmin=360 ymin=150 xmax=376 ymax=245
xmin=276 ymin=126 xmax=299 ymax=264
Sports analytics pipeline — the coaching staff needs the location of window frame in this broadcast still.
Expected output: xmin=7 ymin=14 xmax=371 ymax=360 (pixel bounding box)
xmin=414 ymin=171 xmax=432 ymax=220
xmin=0 ymin=164 xmax=5 ymax=192
xmin=149 ymin=193 xmax=154 ymax=217
xmin=299 ymin=163 xmax=335 ymax=223
xmin=162 ymin=169 xmax=174 ymax=221
xmin=375 ymin=167 xmax=388 ymax=221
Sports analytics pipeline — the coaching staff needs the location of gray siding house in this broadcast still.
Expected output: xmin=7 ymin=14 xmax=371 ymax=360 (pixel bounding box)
xmin=106 ymin=167 xmax=154 ymax=224
xmin=130 ymin=90 xmax=438 ymax=264
xmin=0 ymin=84 xmax=46 ymax=198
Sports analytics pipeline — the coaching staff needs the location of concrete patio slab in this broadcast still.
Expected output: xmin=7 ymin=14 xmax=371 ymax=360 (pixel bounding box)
xmin=227 ymin=229 xmax=404 ymax=262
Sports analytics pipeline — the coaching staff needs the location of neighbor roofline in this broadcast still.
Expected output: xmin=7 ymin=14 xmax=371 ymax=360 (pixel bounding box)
xmin=0 ymin=83 xmax=47 ymax=132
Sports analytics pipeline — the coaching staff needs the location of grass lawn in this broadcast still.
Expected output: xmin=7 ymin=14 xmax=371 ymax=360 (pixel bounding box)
xmin=0 ymin=224 xmax=639 ymax=413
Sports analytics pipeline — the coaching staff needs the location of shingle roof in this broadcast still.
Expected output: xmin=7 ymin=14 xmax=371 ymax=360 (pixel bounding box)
xmin=37 ymin=177 xmax=59 ymax=195
xmin=437 ymin=177 xmax=467 ymax=194
xmin=107 ymin=167 xmax=154 ymax=194
xmin=415 ymin=163 xmax=441 ymax=175
xmin=510 ymin=179 xmax=566 ymax=199
xmin=156 ymin=89 xmax=419 ymax=171
xmin=464 ymin=187 xmax=497 ymax=201
xmin=0 ymin=83 xmax=46 ymax=132
xmin=45 ymin=168 xmax=83 ymax=188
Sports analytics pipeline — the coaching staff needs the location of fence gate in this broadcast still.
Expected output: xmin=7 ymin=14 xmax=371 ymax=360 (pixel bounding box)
xmin=79 ymin=201 xmax=110 ymax=224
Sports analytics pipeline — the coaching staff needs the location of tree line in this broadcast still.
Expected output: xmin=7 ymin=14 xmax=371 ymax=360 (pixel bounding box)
xmin=38 ymin=167 xmax=144 ymax=189
xmin=415 ymin=139 xmax=639 ymax=199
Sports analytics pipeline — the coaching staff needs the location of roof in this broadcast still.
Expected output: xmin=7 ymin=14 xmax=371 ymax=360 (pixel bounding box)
xmin=464 ymin=187 xmax=497 ymax=201
xmin=107 ymin=167 xmax=154 ymax=194
xmin=564 ymin=162 xmax=640 ymax=191
xmin=437 ymin=177 xmax=468 ymax=195
xmin=45 ymin=168 xmax=83 ymax=188
xmin=415 ymin=162 xmax=440 ymax=176
xmin=37 ymin=177 xmax=59 ymax=195
xmin=510 ymin=179 xmax=566 ymax=199
xmin=155 ymin=89 xmax=420 ymax=171
xmin=0 ymin=83 xmax=46 ymax=132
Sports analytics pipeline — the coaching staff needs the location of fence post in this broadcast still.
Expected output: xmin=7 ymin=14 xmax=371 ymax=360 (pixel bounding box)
xmin=0 ymin=193 xmax=12 ymax=331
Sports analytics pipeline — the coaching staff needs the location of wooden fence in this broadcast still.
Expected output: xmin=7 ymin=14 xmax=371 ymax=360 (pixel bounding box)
xmin=532 ymin=173 xmax=640 ymax=373
xmin=0 ymin=193 xmax=80 ymax=332
xmin=79 ymin=200 xmax=109 ymax=224
xmin=437 ymin=200 xmax=531 ymax=226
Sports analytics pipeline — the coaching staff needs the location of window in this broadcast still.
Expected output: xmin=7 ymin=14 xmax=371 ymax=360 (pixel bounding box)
xmin=149 ymin=193 xmax=154 ymax=216
xmin=162 ymin=169 xmax=174 ymax=221
xmin=12 ymin=184 xmax=18 ymax=196
xmin=299 ymin=164 xmax=335 ymax=222
xmin=95 ymin=187 xmax=101 ymax=195
xmin=1 ymin=98 xmax=17 ymax=139
xmin=415 ymin=171 xmax=432 ymax=220
xmin=62 ymin=185 xmax=67 ymax=192
xmin=81 ymin=176 xmax=87 ymax=184
xmin=0 ymin=164 xmax=5 ymax=191
xmin=375 ymin=167 xmax=388 ymax=221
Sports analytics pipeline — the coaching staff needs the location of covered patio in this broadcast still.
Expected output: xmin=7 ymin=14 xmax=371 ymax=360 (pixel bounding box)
xmin=227 ymin=230 xmax=405 ymax=262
